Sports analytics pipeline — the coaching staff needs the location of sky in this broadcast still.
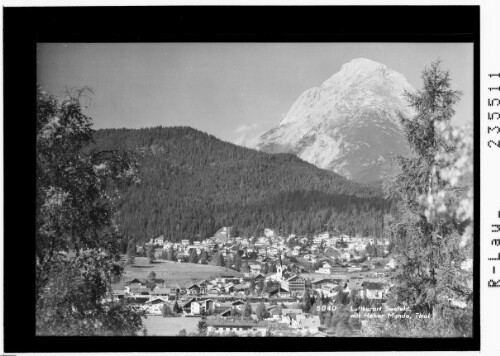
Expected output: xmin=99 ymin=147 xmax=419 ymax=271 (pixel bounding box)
xmin=37 ymin=43 xmax=473 ymax=144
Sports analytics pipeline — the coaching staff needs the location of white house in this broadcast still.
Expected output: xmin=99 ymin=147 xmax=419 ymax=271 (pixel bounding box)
xmin=145 ymin=299 xmax=168 ymax=314
xmin=249 ymin=264 xmax=262 ymax=276
xmin=295 ymin=314 xmax=321 ymax=333
xmin=206 ymin=320 xmax=269 ymax=336
xmin=183 ymin=298 xmax=214 ymax=315
xmin=361 ymin=282 xmax=385 ymax=299
xmin=354 ymin=242 xmax=367 ymax=251
xmin=385 ymin=258 xmax=396 ymax=270
xmin=153 ymin=235 xmax=165 ymax=246
xmin=315 ymin=263 xmax=333 ymax=275
xmin=264 ymin=228 xmax=275 ymax=238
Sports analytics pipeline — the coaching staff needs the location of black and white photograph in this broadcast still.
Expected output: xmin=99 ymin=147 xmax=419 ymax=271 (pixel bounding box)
xmin=35 ymin=41 xmax=474 ymax=338
xmin=4 ymin=4 xmax=494 ymax=354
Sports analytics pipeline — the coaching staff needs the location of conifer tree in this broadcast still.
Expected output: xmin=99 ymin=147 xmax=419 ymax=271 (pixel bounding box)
xmin=167 ymin=245 xmax=176 ymax=261
xmin=197 ymin=319 xmax=208 ymax=335
xmin=161 ymin=304 xmax=169 ymax=318
xmin=147 ymin=245 xmax=155 ymax=264
xmin=216 ymin=252 xmax=225 ymax=267
xmin=188 ymin=248 xmax=198 ymax=264
xmin=233 ymin=253 xmax=242 ymax=271
xmin=243 ymin=301 xmax=253 ymax=317
xmin=199 ymin=249 xmax=208 ymax=264
xmin=302 ymin=290 xmax=312 ymax=313
xmin=385 ymin=60 xmax=472 ymax=337
xmin=256 ymin=301 xmax=269 ymax=320
xmin=125 ymin=240 xmax=136 ymax=266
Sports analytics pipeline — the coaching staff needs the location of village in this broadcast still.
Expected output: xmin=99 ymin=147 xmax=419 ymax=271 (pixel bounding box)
xmin=109 ymin=227 xmax=399 ymax=336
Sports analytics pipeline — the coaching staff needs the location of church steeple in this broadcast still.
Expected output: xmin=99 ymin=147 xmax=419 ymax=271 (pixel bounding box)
xmin=276 ymin=250 xmax=283 ymax=281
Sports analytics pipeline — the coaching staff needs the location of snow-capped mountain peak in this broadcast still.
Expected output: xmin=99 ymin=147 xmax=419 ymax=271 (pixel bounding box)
xmin=249 ymin=58 xmax=414 ymax=183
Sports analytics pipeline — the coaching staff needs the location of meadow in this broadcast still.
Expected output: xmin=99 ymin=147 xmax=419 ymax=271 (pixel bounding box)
xmin=142 ymin=315 xmax=202 ymax=336
xmin=123 ymin=257 xmax=242 ymax=285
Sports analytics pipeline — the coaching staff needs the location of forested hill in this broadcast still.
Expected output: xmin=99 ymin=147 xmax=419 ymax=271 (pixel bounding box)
xmin=89 ymin=126 xmax=390 ymax=244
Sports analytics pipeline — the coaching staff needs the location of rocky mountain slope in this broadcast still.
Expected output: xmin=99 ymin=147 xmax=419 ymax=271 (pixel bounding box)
xmin=250 ymin=58 xmax=414 ymax=183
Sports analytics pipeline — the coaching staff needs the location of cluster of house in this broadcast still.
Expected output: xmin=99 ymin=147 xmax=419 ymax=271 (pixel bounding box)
xmin=313 ymin=258 xmax=396 ymax=275
xmin=144 ymin=228 xmax=392 ymax=269
xmin=205 ymin=302 xmax=323 ymax=336
xmin=145 ymin=235 xmax=214 ymax=261
xmin=110 ymin=270 xmax=389 ymax=317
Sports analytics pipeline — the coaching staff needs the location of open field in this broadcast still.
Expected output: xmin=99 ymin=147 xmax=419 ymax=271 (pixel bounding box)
xmin=142 ymin=315 xmax=202 ymax=336
xmin=123 ymin=257 xmax=242 ymax=285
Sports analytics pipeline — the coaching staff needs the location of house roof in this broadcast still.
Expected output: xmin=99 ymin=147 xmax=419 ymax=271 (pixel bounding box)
xmin=311 ymin=278 xmax=342 ymax=285
xmin=152 ymin=288 xmax=175 ymax=294
xmin=129 ymin=287 xmax=151 ymax=294
xmin=186 ymin=284 xmax=201 ymax=289
xmin=206 ymin=319 xmax=269 ymax=328
xmin=233 ymin=284 xmax=248 ymax=290
xmin=163 ymin=283 xmax=181 ymax=289
xmin=362 ymin=282 xmax=384 ymax=290
xmin=269 ymin=286 xmax=290 ymax=295
xmin=219 ymin=309 xmax=233 ymax=316
xmin=271 ymin=308 xmax=282 ymax=315
xmin=111 ymin=282 xmax=126 ymax=290
xmin=231 ymin=300 xmax=245 ymax=305
xmin=146 ymin=298 xmax=167 ymax=304
xmin=125 ymin=278 xmax=144 ymax=285
xmin=282 ymin=308 xmax=302 ymax=315
xmin=179 ymin=297 xmax=196 ymax=307
xmin=252 ymin=273 xmax=266 ymax=279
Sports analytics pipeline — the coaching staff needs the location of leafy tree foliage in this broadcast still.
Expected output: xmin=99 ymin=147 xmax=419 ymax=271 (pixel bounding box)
xmin=161 ymin=303 xmax=170 ymax=318
xmin=384 ymin=61 xmax=473 ymax=337
xmin=36 ymin=87 xmax=143 ymax=335
xmin=302 ymin=291 xmax=312 ymax=313
xmin=256 ymin=301 xmax=270 ymax=321
xmin=335 ymin=289 xmax=350 ymax=305
xmin=243 ymin=301 xmax=253 ymax=317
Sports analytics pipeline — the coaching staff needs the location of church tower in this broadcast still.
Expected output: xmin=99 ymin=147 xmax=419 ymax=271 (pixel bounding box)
xmin=276 ymin=251 xmax=283 ymax=281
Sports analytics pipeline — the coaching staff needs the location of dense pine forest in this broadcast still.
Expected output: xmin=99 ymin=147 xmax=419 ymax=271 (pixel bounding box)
xmin=88 ymin=126 xmax=391 ymax=244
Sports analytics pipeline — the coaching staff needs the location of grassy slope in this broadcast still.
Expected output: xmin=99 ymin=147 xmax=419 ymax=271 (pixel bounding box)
xmin=123 ymin=257 xmax=242 ymax=285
